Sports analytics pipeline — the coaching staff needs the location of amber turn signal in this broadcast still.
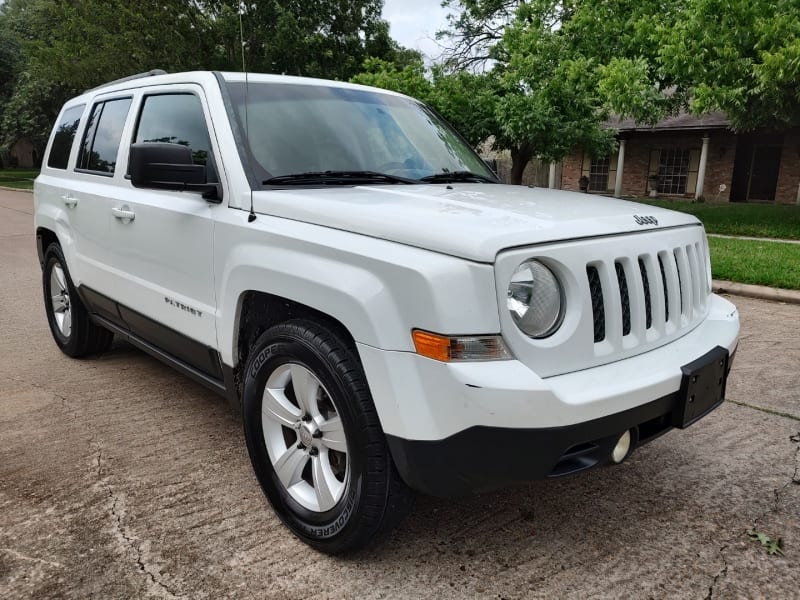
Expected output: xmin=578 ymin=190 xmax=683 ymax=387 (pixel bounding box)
xmin=412 ymin=329 xmax=512 ymax=362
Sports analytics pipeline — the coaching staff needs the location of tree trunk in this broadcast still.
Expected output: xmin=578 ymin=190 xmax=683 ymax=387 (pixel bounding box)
xmin=509 ymin=144 xmax=535 ymax=185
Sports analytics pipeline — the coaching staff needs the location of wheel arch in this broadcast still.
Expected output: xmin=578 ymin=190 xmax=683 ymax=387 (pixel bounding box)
xmin=231 ymin=290 xmax=360 ymax=398
xmin=36 ymin=226 xmax=59 ymax=268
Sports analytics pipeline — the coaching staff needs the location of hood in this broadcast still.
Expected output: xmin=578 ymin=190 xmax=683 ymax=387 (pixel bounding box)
xmin=251 ymin=184 xmax=701 ymax=262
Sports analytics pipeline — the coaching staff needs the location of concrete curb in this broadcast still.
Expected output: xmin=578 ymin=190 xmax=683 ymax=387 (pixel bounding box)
xmin=713 ymin=279 xmax=800 ymax=305
xmin=0 ymin=186 xmax=32 ymax=193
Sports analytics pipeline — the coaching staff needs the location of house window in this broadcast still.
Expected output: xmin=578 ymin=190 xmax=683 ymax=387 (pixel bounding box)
xmin=589 ymin=157 xmax=610 ymax=191
xmin=657 ymin=148 xmax=690 ymax=194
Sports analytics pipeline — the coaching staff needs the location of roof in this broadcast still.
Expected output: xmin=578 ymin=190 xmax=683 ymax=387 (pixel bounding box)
xmin=607 ymin=111 xmax=731 ymax=133
xmin=62 ymin=70 xmax=411 ymax=111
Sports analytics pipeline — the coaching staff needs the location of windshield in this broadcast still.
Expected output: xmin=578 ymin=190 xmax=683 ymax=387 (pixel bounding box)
xmin=223 ymin=80 xmax=497 ymax=187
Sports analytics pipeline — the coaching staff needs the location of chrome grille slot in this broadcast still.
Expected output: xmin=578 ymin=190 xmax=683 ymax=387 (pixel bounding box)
xmin=658 ymin=254 xmax=669 ymax=322
xmin=673 ymin=249 xmax=685 ymax=317
xmin=638 ymin=257 xmax=653 ymax=330
xmin=615 ymin=261 xmax=632 ymax=336
xmin=587 ymin=265 xmax=605 ymax=343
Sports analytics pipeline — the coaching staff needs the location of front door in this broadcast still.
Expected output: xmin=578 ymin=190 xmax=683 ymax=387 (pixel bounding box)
xmin=747 ymin=146 xmax=782 ymax=201
xmin=105 ymin=86 xmax=223 ymax=380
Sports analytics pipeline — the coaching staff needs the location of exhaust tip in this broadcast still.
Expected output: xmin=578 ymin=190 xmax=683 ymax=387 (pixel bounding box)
xmin=611 ymin=430 xmax=632 ymax=464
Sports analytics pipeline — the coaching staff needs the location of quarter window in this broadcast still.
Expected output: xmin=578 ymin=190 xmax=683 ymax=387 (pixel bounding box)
xmin=78 ymin=98 xmax=133 ymax=174
xmin=134 ymin=94 xmax=212 ymax=165
xmin=48 ymin=105 xmax=85 ymax=169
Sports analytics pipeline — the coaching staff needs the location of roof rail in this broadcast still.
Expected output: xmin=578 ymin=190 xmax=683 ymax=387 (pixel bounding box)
xmin=85 ymin=69 xmax=168 ymax=93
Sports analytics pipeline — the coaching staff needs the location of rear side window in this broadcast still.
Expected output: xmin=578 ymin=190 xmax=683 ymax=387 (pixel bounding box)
xmin=134 ymin=94 xmax=212 ymax=165
xmin=47 ymin=105 xmax=85 ymax=169
xmin=77 ymin=97 xmax=132 ymax=174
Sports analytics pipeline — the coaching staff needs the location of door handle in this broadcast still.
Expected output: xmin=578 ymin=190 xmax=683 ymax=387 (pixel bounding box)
xmin=61 ymin=195 xmax=78 ymax=208
xmin=111 ymin=206 xmax=136 ymax=222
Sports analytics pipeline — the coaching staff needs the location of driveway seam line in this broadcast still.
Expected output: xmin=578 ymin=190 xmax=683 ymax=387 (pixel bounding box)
xmin=726 ymin=399 xmax=800 ymax=422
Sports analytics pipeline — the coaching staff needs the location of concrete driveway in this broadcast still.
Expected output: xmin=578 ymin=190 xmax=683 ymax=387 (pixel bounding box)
xmin=1 ymin=189 xmax=798 ymax=599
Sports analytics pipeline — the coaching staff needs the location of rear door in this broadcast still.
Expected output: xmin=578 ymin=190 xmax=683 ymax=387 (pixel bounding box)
xmin=66 ymin=95 xmax=135 ymax=326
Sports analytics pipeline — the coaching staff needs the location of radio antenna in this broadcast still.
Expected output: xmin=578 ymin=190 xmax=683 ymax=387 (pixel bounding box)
xmin=239 ymin=6 xmax=256 ymax=222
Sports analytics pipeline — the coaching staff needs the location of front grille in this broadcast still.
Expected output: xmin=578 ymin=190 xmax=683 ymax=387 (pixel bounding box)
xmin=587 ymin=243 xmax=708 ymax=345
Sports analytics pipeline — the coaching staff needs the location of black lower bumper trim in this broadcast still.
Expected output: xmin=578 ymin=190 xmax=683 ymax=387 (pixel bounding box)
xmin=386 ymin=392 xmax=685 ymax=498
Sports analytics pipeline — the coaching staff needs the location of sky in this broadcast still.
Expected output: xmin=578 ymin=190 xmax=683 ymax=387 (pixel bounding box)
xmin=382 ymin=0 xmax=455 ymax=61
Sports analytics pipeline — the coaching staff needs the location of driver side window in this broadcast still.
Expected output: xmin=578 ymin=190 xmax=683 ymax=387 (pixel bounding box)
xmin=134 ymin=93 xmax=212 ymax=166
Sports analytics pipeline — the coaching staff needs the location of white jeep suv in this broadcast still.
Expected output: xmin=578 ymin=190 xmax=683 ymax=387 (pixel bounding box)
xmin=34 ymin=70 xmax=739 ymax=553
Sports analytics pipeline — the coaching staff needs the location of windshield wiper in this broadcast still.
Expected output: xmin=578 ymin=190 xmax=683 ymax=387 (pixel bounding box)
xmin=263 ymin=170 xmax=418 ymax=186
xmin=417 ymin=170 xmax=497 ymax=184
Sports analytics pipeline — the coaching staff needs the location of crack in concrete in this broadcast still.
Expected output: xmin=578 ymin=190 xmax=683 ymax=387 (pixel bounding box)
xmin=0 ymin=547 xmax=64 ymax=569
xmin=95 ymin=446 xmax=184 ymax=600
xmin=725 ymin=398 xmax=800 ymax=422
xmin=751 ymin=432 xmax=800 ymax=537
xmin=704 ymin=544 xmax=729 ymax=600
xmin=19 ymin=377 xmax=184 ymax=599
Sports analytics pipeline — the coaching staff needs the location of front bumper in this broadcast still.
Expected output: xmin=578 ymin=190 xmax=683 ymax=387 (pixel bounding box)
xmin=358 ymin=294 xmax=739 ymax=496
xmin=387 ymin=346 xmax=734 ymax=497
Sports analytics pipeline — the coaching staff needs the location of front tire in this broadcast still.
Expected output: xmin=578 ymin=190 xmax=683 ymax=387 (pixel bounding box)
xmin=242 ymin=319 xmax=413 ymax=554
xmin=42 ymin=243 xmax=113 ymax=357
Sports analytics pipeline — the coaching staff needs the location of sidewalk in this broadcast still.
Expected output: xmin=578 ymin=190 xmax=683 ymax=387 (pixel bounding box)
xmin=708 ymin=233 xmax=800 ymax=245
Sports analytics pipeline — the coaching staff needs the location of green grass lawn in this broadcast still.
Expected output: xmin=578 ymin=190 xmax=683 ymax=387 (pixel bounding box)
xmin=709 ymin=237 xmax=800 ymax=290
xmin=0 ymin=169 xmax=39 ymax=190
xmin=639 ymin=199 xmax=800 ymax=240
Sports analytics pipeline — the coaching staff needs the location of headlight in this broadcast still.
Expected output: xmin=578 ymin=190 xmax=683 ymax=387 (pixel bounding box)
xmin=507 ymin=259 xmax=564 ymax=338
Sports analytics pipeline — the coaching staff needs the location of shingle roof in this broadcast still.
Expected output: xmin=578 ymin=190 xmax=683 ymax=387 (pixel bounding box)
xmin=607 ymin=111 xmax=731 ymax=132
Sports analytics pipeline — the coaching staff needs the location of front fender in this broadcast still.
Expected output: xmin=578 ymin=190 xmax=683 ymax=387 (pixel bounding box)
xmin=214 ymin=214 xmax=500 ymax=366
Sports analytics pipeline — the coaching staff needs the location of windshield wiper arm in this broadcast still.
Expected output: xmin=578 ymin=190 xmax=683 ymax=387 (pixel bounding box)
xmin=263 ymin=170 xmax=418 ymax=186
xmin=417 ymin=170 xmax=497 ymax=184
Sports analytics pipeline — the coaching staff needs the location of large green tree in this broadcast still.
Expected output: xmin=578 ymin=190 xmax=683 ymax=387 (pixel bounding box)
xmin=658 ymin=0 xmax=800 ymax=129
xmin=0 ymin=0 xmax=406 ymax=155
xmin=423 ymin=0 xmax=694 ymax=182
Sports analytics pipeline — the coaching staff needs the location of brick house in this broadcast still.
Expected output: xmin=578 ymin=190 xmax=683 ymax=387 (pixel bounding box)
xmin=560 ymin=112 xmax=800 ymax=204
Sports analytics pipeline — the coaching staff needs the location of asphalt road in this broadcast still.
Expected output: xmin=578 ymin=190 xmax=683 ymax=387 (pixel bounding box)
xmin=1 ymin=189 xmax=799 ymax=599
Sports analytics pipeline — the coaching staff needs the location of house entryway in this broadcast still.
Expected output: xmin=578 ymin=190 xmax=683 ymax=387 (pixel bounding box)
xmin=731 ymin=133 xmax=783 ymax=202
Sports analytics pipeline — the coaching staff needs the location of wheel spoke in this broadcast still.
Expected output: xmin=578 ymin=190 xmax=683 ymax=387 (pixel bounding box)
xmin=312 ymin=454 xmax=341 ymax=512
xmin=61 ymin=307 xmax=71 ymax=335
xmin=273 ymin=445 xmax=308 ymax=489
xmin=290 ymin=364 xmax=320 ymax=415
xmin=53 ymin=265 xmax=66 ymax=290
xmin=319 ymin=416 xmax=347 ymax=453
xmin=262 ymin=387 xmax=302 ymax=428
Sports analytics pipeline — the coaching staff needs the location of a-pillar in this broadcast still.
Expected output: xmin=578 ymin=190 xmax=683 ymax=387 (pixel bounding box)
xmin=613 ymin=138 xmax=626 ymax=198
xmin=696 ymin=134 xmax=710 ymax=200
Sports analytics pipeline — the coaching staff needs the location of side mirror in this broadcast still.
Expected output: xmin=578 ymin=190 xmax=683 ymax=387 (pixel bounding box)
xmin=129 ymin=142 xmax=222 ymax=202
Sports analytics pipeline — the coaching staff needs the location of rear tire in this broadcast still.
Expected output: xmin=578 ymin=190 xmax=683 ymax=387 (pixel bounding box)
xmin=242 ymin=319 xmax=414 ymax=554
xmin=42 ymin=243 xmax=113 ymax=357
